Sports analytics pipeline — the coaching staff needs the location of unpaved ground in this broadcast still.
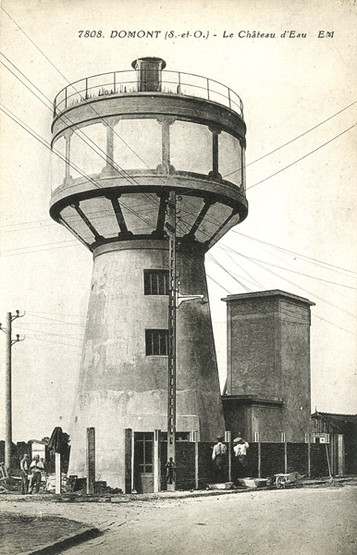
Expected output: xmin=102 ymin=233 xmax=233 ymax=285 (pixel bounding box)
xmin=1 ymin=513 xmax=86 ymax=555
xmin=1 ymin=485 xmax=356 ymax=554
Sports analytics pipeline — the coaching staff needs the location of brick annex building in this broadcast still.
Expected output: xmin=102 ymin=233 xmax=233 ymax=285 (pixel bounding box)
xmin=221 ymin=290 xmax=314 ymax=444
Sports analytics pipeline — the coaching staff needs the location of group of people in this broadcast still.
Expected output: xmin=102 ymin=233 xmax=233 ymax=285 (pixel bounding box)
xmin=20 ymin=454 xmax=45 ymax=494
xmin=212 ymin=434 xmax=249 ymax=481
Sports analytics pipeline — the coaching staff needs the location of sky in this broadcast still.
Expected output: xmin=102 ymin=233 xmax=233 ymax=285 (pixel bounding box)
xmin=0 ymin=0 xmax=356 ymax=442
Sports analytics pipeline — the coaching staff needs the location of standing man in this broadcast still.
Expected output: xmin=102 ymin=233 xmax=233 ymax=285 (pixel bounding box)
xmin=28 ymin=455 xmax=44 ymax=494
xmin=165 ymin=457 xmax=176 ymax=486
xmin=20 ymin=454 xmax=29 ymax=494
xmin=212 ymin=436 xmax=227 ymax=482
xmin=233 ymin=433 xmax=249 ymax=471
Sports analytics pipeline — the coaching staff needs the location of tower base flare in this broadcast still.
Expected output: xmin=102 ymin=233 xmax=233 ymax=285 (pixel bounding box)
xmin=68 ymin=239 xmax=225 ymax=489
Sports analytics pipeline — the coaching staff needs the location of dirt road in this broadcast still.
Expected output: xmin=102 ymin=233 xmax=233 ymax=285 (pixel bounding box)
xmin=1 ymin=485 xmax=356 ymax=554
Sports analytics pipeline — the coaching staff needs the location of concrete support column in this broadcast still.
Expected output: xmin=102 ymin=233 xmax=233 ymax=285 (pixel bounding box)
xmin=241 ymin=142 xmax=246 ymax=192
xmin=65 ymin=133 xmax=72 ymax=180
xmin=106 ymin=123 xmax=115 ymax=171
xmin=208 ymin=126 xmax=221 ymax=179
xmin=158 ymin=117 xmax=175 ymax=173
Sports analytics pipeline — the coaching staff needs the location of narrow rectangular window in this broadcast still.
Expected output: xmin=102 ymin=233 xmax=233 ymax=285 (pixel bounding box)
xmin=144 ymin=270 xmax=169 ymax=295
xmin=145 ymin=329 xmax=168 ymax=356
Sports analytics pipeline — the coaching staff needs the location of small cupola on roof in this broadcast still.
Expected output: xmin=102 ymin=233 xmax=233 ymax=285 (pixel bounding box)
xmin=131 ymin=57 xmax=166 ymax=92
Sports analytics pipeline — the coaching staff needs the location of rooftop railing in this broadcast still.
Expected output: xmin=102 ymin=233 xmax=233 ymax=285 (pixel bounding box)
xmin=53 ymin=69 xmax=244 ymax=119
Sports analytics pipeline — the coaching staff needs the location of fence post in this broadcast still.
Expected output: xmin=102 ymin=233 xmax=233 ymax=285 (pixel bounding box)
xmin=86 ymin=427 xmax=95 ymax=495
xmin=153 ymin=429 xmax=161 ymax=493
xmin=307 ymin=433 xmax=311 ymax=478
xmin=284 ymin=436 xmax=288 ymax=474
xmin=225 ymin=431 xmax=232 ymax=482
xmin=124 ymin=428 xmax=132 ymax=493
xmin=194 ymin=431 xmax=199 ymax=489
xmin=55 ymin=452 xmax=61 ymax=494
xmin=257 ymin=434 xmax=261 ymax=478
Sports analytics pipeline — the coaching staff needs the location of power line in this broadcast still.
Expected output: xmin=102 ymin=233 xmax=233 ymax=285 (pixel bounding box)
xmin=2 ymin=41 xmax=355 ymax=279
xmin=207 ymin=269 xmax=356 ymax=335
xmin=312 ymin=314 xmax=356 ymax=337
xmin=1 ymin=9 xmax=355 ymax=328
xmin=207 ymin=253 xmax=251 ymax=292
xmin=0 ymin=58 xmax=168 ymax=241
xmin=218 ymin=245 xmax=357 ymax=290
xmin=231 ymin=249 xmax=357 ymax=320
xmin=207 ymin=254 xmax=263 ymax=290
xmin=0 ymin=49 xmax=172 ymax=232
xmin=179 ymin=197 xmax=357 ymax=289
xmin=0 ymin=104 xmax=157 ymax=230
xmin=17 ymin=309 xmax=85 ymax=318
xmin=0 ymin=51 xmax=51 ymax=105
xmin=0 ymin=58 xmax=52 ymax=111
xmin=247 ymin=124 xmax=356 ymax=191
xmin=25 ymin=334 xmax=82 ymax=349
xmin=0 ymin=11 xmax=167 ymax=204
xmin=0 ymin=52 xmax=140 ymax=189
xmin=206 ymin=273 xmax=232 ymax=294
xmin=15 ymin=326 xmax=84 ymax=340
xmin=231 ymin=231 xmax=357 ymax=277
xmin=180 ymin=195 xmax=357 ymax=279
xmin=2 ymin=7 xmax=357 ymax=264
xmin=27 ymin=312 xmax=85 ymax=327
xmin=0 ymin=216 xmax=56 ymax=229
xmin=223 ymin=99 xmax=357 ymax=178
xmin=1 ymin=238 xmax=77 ymax=254
xmin=0 ymin=242 xmax=81 ymax=257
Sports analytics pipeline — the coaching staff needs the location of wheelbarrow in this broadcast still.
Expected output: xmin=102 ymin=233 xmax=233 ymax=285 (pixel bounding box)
xmin=272 ymin=472 xmax=304 ymax=489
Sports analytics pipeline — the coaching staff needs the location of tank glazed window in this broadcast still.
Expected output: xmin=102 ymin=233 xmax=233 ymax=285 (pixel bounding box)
xmin=144 ymin=270 xmax=169 ymax=295
xmin=218 ymin=132 xmax=242 ymax=187
xmin=145 ymin=329 xmax=168 ymax=356
xmin=170 ymin=121 xmax=212 ymax=174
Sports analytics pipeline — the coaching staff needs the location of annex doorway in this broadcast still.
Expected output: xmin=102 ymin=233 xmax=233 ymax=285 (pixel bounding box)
xmin=134 ymin=432 xmax=154 ymax=493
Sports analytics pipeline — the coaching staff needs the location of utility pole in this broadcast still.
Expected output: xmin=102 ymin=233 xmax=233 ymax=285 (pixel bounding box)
xmin=166 ymin=191 xmax=177 ymax=490
xmin=164 ymin=193 xmax=208 ymax=491
xmin=0 ymin=310 xmax=25 ymax=470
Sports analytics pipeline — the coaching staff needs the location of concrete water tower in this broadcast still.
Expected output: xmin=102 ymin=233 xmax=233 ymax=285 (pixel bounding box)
xmin=50 ymin=57 xmax=248 ymax=490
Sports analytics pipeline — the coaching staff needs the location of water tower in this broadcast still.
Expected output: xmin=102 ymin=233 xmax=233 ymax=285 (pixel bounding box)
xmin=50 ymin=57 xmax=248 ymax=490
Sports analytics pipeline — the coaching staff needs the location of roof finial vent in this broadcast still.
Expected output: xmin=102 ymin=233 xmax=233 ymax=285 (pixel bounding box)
xmin=131 ymin=57 xmax=166 ymax=92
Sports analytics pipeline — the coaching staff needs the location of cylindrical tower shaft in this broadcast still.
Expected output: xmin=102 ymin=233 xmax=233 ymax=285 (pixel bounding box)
xmin=68 ymin=240 xmax=224 ymax=486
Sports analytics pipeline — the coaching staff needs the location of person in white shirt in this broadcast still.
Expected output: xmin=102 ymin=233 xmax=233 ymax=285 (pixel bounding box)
xmin=233 ymin=434 xmax=249 ymax=468
xmin=212 ymin=437 xmax=227 ymax=481
xmin=29 ymin=455 xmax=44 ymax=494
